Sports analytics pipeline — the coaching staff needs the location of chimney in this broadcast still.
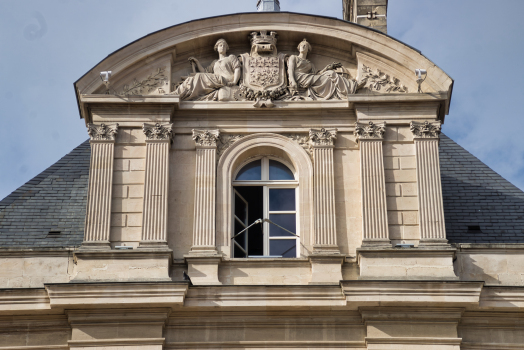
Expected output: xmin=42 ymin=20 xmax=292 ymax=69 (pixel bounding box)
xmin=257 ymin=0 xmax=280 ymax=12
xmin=343 ymin=0 xmax=388 ymax=34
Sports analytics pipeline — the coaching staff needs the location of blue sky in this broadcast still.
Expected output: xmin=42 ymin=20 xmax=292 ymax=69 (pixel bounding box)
xmin=1 ymin=0 xmax=523 ymax=200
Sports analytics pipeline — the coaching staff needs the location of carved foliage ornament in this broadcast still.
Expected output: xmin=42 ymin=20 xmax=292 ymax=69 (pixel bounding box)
xmin=217 ymin=134 xmax=244 ymax=158
xmin=87 ymin=123 xmax=119 ymax=141
xmin=359 ymin=65 xmax=408 ymax=93
xmin=309 ymin=128 xmax=338 ymax=146
xmin=142 ymin=123 xmax=173 ymax=141
xmin=410 ymin=121 xmax=441 ymax=139
xmin=354 ymin=121 xmax=386 ymax=140
xmin=193 ymin=129 xmax=220 ymax=147
xmin=120 ymin=67 xmax=168 ymax=95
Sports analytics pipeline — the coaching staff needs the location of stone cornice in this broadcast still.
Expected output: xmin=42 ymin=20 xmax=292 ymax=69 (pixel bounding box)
xmin=309 ymin=128 xmax=337 ymax=147
xmin=354 ymin=121 xmax=386 ymax=140
xmin=410 ymin=120 xmax=441 ymax=139
xmin=192 ymin=129 xmax=220 ymax=148
xmin=87 ymin=123 xmax=119 ymax=141
xmin=142 ymin=122 xmax=173 ymax=141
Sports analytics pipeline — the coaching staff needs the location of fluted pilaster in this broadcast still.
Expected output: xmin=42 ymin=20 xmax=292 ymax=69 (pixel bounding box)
xmin=140 ymin=123 xmax=173 ymax=248
xmin=411 ymin=121 xmax=447 ymax=245
xmin=355 ymin=121 xmax=390 ymax=246
xmin=191 ymin=129 xmax=220 ymax=253
xmin=83 ymin=123 xmax=119 ymax=249
xmin=310 ymin=128 xmax=338 ymax=253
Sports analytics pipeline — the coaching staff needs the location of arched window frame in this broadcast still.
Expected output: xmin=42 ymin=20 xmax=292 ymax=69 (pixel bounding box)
xmin=232 ymin=156 xmax=299 ymax=257
xmin=217 ymin=133 xmax=314 ymax=259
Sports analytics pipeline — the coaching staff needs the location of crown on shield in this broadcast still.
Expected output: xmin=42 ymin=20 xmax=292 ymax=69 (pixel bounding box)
xmin=249 ymin=31 xmax=278 ymax=47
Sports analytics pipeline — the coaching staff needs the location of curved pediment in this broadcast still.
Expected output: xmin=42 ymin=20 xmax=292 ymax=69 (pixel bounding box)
xmin=75 ymin=12 xmax=453 ymax=115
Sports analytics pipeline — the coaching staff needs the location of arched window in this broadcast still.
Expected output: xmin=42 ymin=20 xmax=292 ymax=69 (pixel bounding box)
xmin=232 ymin=157 xmax=298 ymax=258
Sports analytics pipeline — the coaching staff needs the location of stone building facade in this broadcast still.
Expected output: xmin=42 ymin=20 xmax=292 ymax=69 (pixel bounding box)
xmin=1 ymin=2 xmax=524 ymax=350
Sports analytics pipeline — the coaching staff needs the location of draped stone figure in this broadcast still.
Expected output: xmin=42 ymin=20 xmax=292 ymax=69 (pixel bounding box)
xmin=287 ymin=39 xmax=358 ymax=100
xmin=173 ymin=38 xmax=241 ymax=101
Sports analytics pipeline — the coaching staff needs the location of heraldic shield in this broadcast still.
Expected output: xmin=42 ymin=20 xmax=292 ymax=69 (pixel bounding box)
xmin=240 ymin=52 xmax=287 ymax=91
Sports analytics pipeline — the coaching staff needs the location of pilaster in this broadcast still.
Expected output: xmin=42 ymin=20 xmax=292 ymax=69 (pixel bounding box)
xmin=186 ymin=129 xmax=222 ymax=285
xmin=310 ymin=128 xmax=339 ymax=254
xmin=411 ymin=121 xmax=447 ymax=246
xmin=82 ymin=123 xmax=119 ymax=250
xmin=354 ymin=121 xmax=390 ymax=246
xmin=139 ymin=123 xmax=173 ymax=249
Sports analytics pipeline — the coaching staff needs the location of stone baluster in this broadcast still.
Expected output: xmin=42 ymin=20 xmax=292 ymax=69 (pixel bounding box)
xmin=310 ymin=128 xmax=339 ymax=253
xmin=191 ymin=129 xmax=220 ymax=253
xmin=410 ymin=121 xmax=447 ymax=245
xmin=139 ymin=123 xmax=173 ymax=248
xmin=354 ymin=121 xmax=390 ymax=246
xmin=82 ymin=123 xmax=119 ymax=249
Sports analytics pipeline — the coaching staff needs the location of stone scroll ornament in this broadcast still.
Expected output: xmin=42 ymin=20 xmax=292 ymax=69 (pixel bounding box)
xmin=354 ymin=121 xmax=386 ymax=140
xmin=358 ymin=65 xmax=408 ymax=93
xmin=410 ymin=121 xmax=441 ymax=138
xmin=192 ymin=129 xmax=220 ymax=147
xmin=87 ymin=123 xmax=119 ymax=141
xmin=142 ymin=123 xmax=173 ymax=141
xmin=309 ymin=128 xmax=338 ymax=146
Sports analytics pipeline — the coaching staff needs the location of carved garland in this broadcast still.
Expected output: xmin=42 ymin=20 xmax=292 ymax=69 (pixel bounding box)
xmin=354 ymin=121 xmax=386 ymax=140
xmin=359 ymin=65 xmax=408 ymax=93
xmin=410 ymin=121 xmax=441 ymax=138
xmin=142 ymin=123 xmax=173 ymax=141
xmin=87 ymin=123 xmax=119 ymax=141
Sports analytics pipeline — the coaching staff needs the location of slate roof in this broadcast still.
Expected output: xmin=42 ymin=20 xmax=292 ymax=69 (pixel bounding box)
xmin=0 ymin=140 xmax=90 ymax=248
xmin=0 ymin=134 xmax=523 ymax=248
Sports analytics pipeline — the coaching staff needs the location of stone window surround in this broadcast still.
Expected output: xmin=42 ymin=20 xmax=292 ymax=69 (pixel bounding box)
xmin=217 ymin=133 xmax=314 ymax=258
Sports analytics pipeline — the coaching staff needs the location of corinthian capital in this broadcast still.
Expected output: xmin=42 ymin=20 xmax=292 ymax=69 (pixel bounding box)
xmin=354 ymin=121 xmax=386 ymax=140
xmin=410 ymin=121 xmax=441 ymax=139
xmin=87 ymin=123 xmax=119 ymax=141
xmin=192 ymin=129 xmax=220 ymax=147
xmin=309 ymin=128 xmax=337 ymax=146
xmin=142 ymin=123 xmax=173 ymax=141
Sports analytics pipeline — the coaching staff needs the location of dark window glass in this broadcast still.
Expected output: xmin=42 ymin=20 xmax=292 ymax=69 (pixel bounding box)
xmin=269 ymin=189 xmax=295 ymax=211
xmin=234 ymin=193 xmax=247 ymax=223
xmin=269 ymin=214 xmax=296 ymax=237
xmin=269 ymin=160 xmax=294 ymax=180
xmin=270 ymin=239 xmax=296 ymax=258
xmin=236 ymin=160 xmax=261 ymax=180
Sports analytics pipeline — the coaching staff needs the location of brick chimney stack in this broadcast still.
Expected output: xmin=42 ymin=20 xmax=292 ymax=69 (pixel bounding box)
xmin=343 ymin=0 xmax=388 ymax=34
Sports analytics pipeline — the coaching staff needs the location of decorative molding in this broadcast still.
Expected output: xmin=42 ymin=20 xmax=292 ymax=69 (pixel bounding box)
xmin=359 ymin=65 xmax=408 ymax=93
xmin=286 ymin=134 xmax=312 ymax=159
xmin=410 ymin=120 xmax=442 ymax=139
xmin=192 ymin=129 xmax=220 ymax=147
xmin=309 ymin=128 xmax=338 ymax=147
xmin=142 ymin=122 xmax=173 ymax=141
xmin=120 ymin=67 xmax=168 ymax=95
xmin=354 ymin=121 xmax=386 ymax=140
xmin=217 ymin=134 xmax=244 ymax=158
xmin=87 ymin=123 xmax=119 ymax=141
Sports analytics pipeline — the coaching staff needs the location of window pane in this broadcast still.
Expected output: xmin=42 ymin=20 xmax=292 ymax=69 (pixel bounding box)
xmin=269 ymin=214 xmax=296 ymax=237
xmin=236 ymin=160 xmax=261 ymax=180
xmin=269 ymin=160 xmax=294 ymax=180
xmin=270 ymin=239 xmax=296 ymax=258
xmin=234 ymin=193 xmax=247 ymax=223
xmin=269 ymin=189 xmax=295 ymax=211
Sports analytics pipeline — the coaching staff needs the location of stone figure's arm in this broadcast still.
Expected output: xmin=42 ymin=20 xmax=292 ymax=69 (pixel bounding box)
xmin=227 ymin=67 xmax=241 ymax=87
xmin=288 ymin=56 xmax=298 ymax=92
xmin=188 ymin=57 xmax=206 ymax=73
xmin=319 ymin=62 xmax=342 ymax=74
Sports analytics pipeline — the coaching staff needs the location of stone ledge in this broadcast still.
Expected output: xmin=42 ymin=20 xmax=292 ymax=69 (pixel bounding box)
xmin=0 ymin=289 xmax=50 ymax=313
xmin=163 ymin=340 xmax=366 ymax=349
xmin=45 ymin=282 xmax=188 ymax=309
xmin=479 ymin=286 xmax=524 ymax=309
xmin=68 ymin=338 xmax=165 ymax=347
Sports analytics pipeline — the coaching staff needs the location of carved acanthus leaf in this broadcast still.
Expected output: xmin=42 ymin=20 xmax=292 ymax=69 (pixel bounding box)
xmin=286 ymin=134 xmax=313 ymax=160
xmin=309 ymin=128 xmax=338 ymax=146
xmin=217 ymin=134 xmax=244 ymax=158
xmin=354 ymin=121 xmax=386 ymax=140
xmin=410 ymin=121 xmax=441 ymax=139
xmin=359 ymin=65 xmax=408 ymax=93
xmin=193 ymin=129 xmax=220 ymax=147
xmin=87 ymin=123 xmax=119 ymax=141
xmin=120 ymin=67 xmax=168 ymax=95
xmin=142 ymin=123 xmax=173 ymax=141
